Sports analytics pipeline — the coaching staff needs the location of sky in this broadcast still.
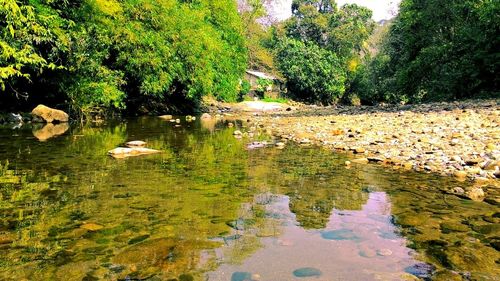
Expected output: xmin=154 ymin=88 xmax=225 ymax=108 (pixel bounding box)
xmin=268 ymin=0 xmax=401 ymax=22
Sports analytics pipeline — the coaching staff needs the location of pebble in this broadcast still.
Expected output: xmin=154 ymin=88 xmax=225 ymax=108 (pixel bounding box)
xmin=245 ymin=99 xmax=499 ymax=193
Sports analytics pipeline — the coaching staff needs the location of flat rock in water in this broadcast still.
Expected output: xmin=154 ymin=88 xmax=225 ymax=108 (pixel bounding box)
xmin=108 ymin=147 xmax=161 ymax=159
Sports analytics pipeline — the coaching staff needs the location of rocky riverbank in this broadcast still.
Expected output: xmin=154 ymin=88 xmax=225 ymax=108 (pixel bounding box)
xmin=220 ymin=99 xmax=500 ymax=190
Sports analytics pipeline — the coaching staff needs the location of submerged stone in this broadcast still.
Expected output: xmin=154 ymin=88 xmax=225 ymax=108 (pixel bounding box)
xmin=321 ymin=229 xmax=359 ymax=241
xmin=231 ymin=271 xmax=252 ymax=281
xmin=440 ymin=222 xmax=470 ymax=233
xmin=293 ymin=267 xmax=322 ymax=278
xmin=404 ymin=263 xmax=435 ymax=279
xmin=128 ymin=234 xmax=150 ymax=245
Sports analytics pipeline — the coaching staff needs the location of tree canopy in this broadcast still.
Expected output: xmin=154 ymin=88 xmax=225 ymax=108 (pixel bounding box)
xmin=355 ymin=0 xmax=500 ymax=103
xmin=1 ymin=0 xmax=247 ymax=114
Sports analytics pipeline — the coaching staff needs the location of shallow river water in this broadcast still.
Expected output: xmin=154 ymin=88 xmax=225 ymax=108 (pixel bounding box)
xmin=0 ymin=117 xmax=498 ymax=281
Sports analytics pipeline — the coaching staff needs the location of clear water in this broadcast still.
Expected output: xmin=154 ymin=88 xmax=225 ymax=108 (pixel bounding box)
xmin=0 ymin=117 xmax=498 ymax=280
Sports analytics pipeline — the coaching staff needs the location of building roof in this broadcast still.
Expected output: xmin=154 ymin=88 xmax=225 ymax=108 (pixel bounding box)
xmin=246 ymin=70 xmax=277 ymax=80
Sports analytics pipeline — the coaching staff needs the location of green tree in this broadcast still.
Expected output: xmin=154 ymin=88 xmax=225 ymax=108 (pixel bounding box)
xmin=276 ymin=38 xmax=346 ymax=104
xmin=0 ymin=0 xmax=62 ymax=92
xmin=361 ymin=0 xmax=500 ymax=103
xmin=277 ymin=0 xmax=374 ymax=104
xmin=2 ymin=0 xmax=248 ymax=114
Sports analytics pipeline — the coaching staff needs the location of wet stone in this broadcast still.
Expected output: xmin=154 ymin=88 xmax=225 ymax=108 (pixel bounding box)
xmin=404 ymin=263 xmax=435 ymax=279
xmin=321 ymin=229 xmax=359 ymax=241
xmin=231 ymin=272 xmax=252 ymax=281
xmin=293 ymin=267 xmax=322 ymax=278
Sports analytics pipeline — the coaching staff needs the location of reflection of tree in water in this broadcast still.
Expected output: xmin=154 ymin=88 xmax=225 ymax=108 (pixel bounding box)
xmin=247 ymin=147 xmax=370 ymax=229
xmin=0 ymin=122 xmax=256 ymax=280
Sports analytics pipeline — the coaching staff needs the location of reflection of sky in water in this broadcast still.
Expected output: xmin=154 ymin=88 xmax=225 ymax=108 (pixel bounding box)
xmin=208 ymin=192 xmax=418 ymax=281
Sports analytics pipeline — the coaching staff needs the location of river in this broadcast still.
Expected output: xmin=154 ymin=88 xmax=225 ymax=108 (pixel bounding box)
xmin=0 ymin=117 xmax=498 ymax=280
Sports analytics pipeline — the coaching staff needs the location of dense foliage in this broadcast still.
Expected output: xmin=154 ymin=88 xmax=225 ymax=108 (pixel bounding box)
xmin=275 ymin=0 xmax=374 ymax=104
xmin=1 ymin=0 xmax=247 ymax=114
xmin=276 ymin=38 xmax=345 ymax=103
xmin=356 ymin=0 xmax=500 ymax=103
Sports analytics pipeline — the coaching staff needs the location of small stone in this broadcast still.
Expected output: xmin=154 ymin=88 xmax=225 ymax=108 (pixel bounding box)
xmin=353 ymin=147 xmax=366 ymax=154
xmin=465 ymin=187 xmax=485 ymax=201
xmin=332 ymin=129 xmax=343 ymax=136
xmin=481 ymin=160 xmax=498 ymax=171
xmin=345 ymin=161 xmax=351 ymax=166
xmin=275 ymin=142 xmax=285 ymax=149
xmin=465 ymin=158 xmax=481 ymax=166
xmin=402 ymin=162 xmax=413 ymax=170
xmin=175 ymin=119 xmax=181 ymax=123
xmin=367 ymin=157 xmax=384 ymax=163
xmin=450 ymin=187 xmax=465 ymax=195
xmin=251 ymin=273 xmax=261 ymax=280
xmin=233 ymin=130 xmax=242 ymax=136
xmin=474 ymin=177 xmax=489 ymax=184
xmin=228 ymin=122 xmax=234 ymax=127
xmin=159 ymin=115 xmax=173 ymax=120
xmin=486 ymin=143 xmax=496 ymax=150
xmin=453 ymin=171 xmax=467 ymax=180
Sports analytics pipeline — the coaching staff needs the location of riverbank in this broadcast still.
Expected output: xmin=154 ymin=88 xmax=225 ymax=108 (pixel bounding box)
xmin=222 ymin=99 xmax=500 ymax=190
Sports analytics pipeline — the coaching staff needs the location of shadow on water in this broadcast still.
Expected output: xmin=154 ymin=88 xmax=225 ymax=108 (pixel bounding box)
xmin=0 ymin=117 xmax=498 ymax=280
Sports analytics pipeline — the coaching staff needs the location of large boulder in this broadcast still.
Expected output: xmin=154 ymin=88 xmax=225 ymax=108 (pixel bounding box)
xmin=31 ymin=104 xmax=69 ymax=123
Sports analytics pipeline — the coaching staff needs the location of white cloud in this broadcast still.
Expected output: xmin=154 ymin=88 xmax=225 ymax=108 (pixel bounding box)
xmin=336 ymin=0 xmax=400 ymax=21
